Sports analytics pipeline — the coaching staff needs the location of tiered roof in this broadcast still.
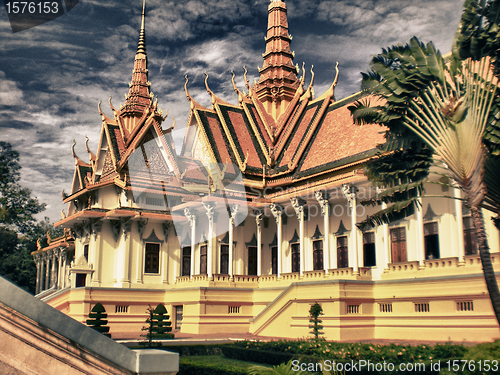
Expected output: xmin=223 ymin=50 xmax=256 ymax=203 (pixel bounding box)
xmin=181 ymin=0 xmax=385 ymax=191
xmin=61 ymin=0 xmax=385 ymax=223
xmin=60 ymin=0 xmax=206 ymax=223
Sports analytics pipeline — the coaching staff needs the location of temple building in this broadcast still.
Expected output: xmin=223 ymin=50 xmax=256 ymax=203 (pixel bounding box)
xmin=33 ymin=0 xmax=500 ymax=341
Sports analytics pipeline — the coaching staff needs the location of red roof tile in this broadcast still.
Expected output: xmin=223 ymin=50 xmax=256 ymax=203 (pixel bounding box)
xmin=226 ymin=109 xmax=262 ymax=169
xmin=297 ymin=104 xmax=384 ymax=172
xmin=278 ymin=104 xmax=318 ymax=168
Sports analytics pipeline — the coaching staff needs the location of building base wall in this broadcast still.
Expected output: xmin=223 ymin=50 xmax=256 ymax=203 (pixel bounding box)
xmin=43 ymin=271 xmax=500 ymax=342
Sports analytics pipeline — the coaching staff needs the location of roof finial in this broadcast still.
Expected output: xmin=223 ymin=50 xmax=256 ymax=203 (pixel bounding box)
xmin=85 ymin=135 xmax=96 ymax=162
xmin=204 ymin=71 xmax=213 ymax=96
xmin=184 ymin=75 xmax=192 ymax=101
xmin=137 ymin=0 xmax=146 ymax=54
xmin=71 ymin=139 xmax=80 ymax=163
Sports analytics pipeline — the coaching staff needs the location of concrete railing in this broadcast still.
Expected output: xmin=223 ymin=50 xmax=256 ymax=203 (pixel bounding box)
xmin=0 ymin=277 xmax=178 ymax=375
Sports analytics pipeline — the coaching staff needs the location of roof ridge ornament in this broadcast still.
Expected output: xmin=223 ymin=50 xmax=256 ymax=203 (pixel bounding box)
xmin=184 ymin=75 xmax=192 ymax=102
xmin=243 ymin=67 xmax=250 ymax=91
xmin=108 ymin=96 xmax=117 ymax=114
xmin=204 ymin=71 xmax=213 ymax=97
xmin=71 ymin=139 xmax=85 ymax=165
xmin=85 ymin=135 xmax=96 ymax=162
xmin=97 ymin=100 xmax=105 ymax=119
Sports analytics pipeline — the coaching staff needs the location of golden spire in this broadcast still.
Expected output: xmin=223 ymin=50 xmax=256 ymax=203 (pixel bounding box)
xmin=252 ymin=0 xmax=300 ymax=120
xmin=122 ymin=0 xmax=151 ymax=116
xmin=137 ymin=0 xmax=146 ymax=54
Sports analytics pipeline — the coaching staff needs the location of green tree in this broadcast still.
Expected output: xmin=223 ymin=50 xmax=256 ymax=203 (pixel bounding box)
xmin=86 ymin=303 xmax=111 ymax=338
xmin=349 ymin=0 xmax=500 ymax=325
xmin=0 ymin=142 xmax=46 ymax=234
xmin=0 ymin=142 xmax=47 ymax=293
xmin=308 ymin=302 xmax=324 ymax=340
xmin=141 ymin=303 xmax=173 ymax=347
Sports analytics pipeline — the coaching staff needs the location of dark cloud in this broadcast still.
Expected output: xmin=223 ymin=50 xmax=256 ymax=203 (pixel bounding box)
xmin=0 ymin=120 xmax=34 ymax=129
xmin=0 ymin=0 xmax=464 ymax=222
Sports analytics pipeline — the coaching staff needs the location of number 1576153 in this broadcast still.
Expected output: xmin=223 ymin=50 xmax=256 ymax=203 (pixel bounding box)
xmin=5 ymin=2 xmax=59 ymax=14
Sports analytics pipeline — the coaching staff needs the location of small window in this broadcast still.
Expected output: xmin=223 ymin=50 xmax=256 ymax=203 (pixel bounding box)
xmin=182 ymin=247 xmax=191 ymax=277
xmin=291 ymin=243 xmax=300 ymax=273
xmin=313 ymin=240 xmax=323 ymax=270
xmin=228 ymin=306 xmax=241 ymax=314
xmin=175 ymin=305 xmax=183 ymax=330
xmin=379 ymin=303 xmax=392 ymax=313
xmin=463 ymin=217 xmax=477 ymax=255
xmin=115 ymin=305 xmax=129 ymax=313
xmin=248 ymin=246 xmax=257 ymax=275
xmin=424 ymin=222 xmax=440 ymax=259
xmin=390 ymin=227 xmax=407 ymax=263
xmin=271 ymin=246 xmax=278 ymax=275
xmin=145 ymin=243 xmax=160 ymax=274
xmin=337 ymin=236 xmax=348 ymax=268
xmin=220 ymin=244 xmax=229 ymax=274
xmin=145 ymin=196 xmax=164 ymax=207
xmin=83 ymin=244 xmax=89 ymax=261
xmin=414 ymin=303 xmax=430 ymax=312
xmin=76 ymin=273 xmax=86 ymax=287
xmin=347 ymin=304 xmax=360 ymax=314
xmin=200 ymin=245 xmax=207 ymax=274
xmin=457 ymin=301 xmax=474 ymax=311
xmin=363 ymin=232 xmax=376 ymax=267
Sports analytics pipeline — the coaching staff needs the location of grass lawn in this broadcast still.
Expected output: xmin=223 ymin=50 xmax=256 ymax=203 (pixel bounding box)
xmin=180 ymin=355 xmax=272 ymax=372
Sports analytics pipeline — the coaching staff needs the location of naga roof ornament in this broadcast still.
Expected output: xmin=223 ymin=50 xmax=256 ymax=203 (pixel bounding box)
xmin=85 ymin=135 xmax=96 ymax=162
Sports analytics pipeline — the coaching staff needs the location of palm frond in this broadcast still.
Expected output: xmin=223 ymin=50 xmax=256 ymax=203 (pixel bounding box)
xmin=357 ymin=198 xmax=419 ymax=228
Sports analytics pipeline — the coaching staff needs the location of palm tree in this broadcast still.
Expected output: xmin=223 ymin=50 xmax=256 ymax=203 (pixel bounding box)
xmin=349 ymin=0 xmax=500 ymax=325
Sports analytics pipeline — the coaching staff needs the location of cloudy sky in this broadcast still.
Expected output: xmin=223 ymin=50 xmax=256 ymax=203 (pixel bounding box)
xmin=0 ymin=0 xmax=464 ymax=223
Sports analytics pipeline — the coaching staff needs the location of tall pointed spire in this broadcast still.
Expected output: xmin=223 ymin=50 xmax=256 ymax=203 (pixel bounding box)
xmin=252 ymin=0 xmax=301 ymax=120
xmin=121 ymin=0 xmax=152 ymax=136
xmin=137 ymin=0 xmax=146 ymax=54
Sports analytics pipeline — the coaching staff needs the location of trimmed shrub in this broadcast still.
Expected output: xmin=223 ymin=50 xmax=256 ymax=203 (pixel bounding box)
xmin=309 ymin=302 xmax=324 ymax=340
xmin=141 ymin=303 xmax=174 ymax=347
xmin=86 ymin=303 xmax=111 ymax=338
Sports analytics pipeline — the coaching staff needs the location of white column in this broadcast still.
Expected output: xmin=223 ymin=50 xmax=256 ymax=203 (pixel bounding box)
xmin=382 ymin=202 xmax=390 ymax=267
xmin=255 ymin=210 xmax=263 ymax=276
xmin=50 ymin=250 xmax=57 ymax=288
xmin=315 ymin=191 xmax=330 ymax=273
xmin=229 ymin=205 xmax=240 ymax=276
xmin=45 ymin=252 xmax=50 ymax=290
xmin=56 ymin=248 xmax=63 ymax=289
xmin=454 ymin=187 xmax=465 ymax=261
xmin=91 ymin=220 xmax=102 ymax=285
xmin=162 ymin=222 xmax=171 ymax=284
xmin=203 ymin=202 xmax=216 ymax=279
xmin=416 ymin=197 xmax=424 ymax=265
xmin=34 ymin=254 xmax=41 ymax=294
xmin=184 ymin=208 xmax=197 ymax=279
xmin=121 ymin=221 xmax=132 ymax=285
xmin=60 ymin=250 xmax=67 ymax=289
xmin=291 ymin=197 xmax=306 ymax=275
xmin=343 ymin=185 xmax=359 ymax=273
xmin=270 ymin=203 xmax=283 ymax=277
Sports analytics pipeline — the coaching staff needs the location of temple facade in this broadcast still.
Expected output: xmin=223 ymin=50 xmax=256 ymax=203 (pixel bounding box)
xmin=33 ymin=0 xmax=500 ymax=341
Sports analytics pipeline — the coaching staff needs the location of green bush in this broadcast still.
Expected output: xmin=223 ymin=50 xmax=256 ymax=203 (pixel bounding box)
xmin=178 ymin=355 xmax=262 ymax=375
xmin=140 ymin=304 xmax=174 ymax=347
xmin=86 ymin=303 xmax=111 ymax=338
xmin=222 ymin=346 xmax=296 ymax=366
xmin=229 ymin=339 xmax=467 ymax=370
xmin=162 ymin=344 xmax=225 ymax=356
